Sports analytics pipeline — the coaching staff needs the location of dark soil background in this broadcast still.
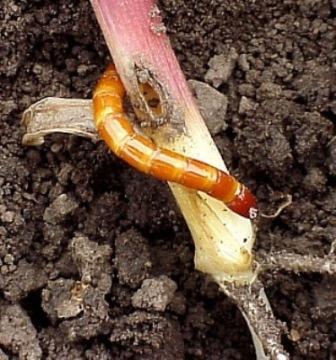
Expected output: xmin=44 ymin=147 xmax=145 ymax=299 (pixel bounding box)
xmin=1 ymin=0 xmax=335 ymax=359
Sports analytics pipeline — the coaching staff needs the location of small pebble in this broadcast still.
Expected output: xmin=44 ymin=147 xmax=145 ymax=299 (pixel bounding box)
xmin=205 ymin=47 xmax=239 ymax=87
xmin=4 ymin=254 xmax=14 ymax=265
xmin=131 ymin=275 xmax=177 ymax=312
xmin=43 ymin=193 xmax=79 ymax=224
xmin=290 ymin=328 xmax=301 ymax=342
xmin=238 ymin=96 xmax=257 ymax=115
xmin=51 ymin=143 xmax=63 ymax=153
xmin=238 ymin=54 xmax=250 ymax=71
xmin=188 ymin=80 xmax=228 ymax=135
xmin=257 ymin=82 xmax=282 ymax=99
xmin=238 ymin=83 xmax=256 ymax=98
xmin=1 ymin=211 xmax=15 ymax=223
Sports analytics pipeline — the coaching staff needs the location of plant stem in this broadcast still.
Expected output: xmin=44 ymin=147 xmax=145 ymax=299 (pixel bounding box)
xmin=90 ymin=0 xmax=257 ymax=283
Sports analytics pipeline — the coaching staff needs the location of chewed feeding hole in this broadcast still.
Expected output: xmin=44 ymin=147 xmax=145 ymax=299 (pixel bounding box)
xmin=134 ymin=65 xmax=169 ymax=127
xmin=138 ymin=81 xmax=163 ymax=116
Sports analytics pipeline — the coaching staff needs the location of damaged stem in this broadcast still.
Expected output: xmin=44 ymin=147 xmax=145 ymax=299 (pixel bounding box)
xmin=90 ymin=1 xmax=287 ymax=358
xmin=90 ymin=0 xmax=257 ymax=283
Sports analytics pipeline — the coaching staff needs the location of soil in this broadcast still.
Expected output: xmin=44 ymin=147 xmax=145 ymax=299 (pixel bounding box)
xmin=0 ymin=0 xmax=335 ymax=359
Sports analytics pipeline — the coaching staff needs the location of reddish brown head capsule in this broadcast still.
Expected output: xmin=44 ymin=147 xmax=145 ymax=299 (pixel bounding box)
xmin=93 ymin=65 xmax=258 ymax=219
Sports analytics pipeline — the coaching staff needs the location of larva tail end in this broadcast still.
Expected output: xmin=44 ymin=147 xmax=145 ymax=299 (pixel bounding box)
xmin=227 ymin=186 xmax=258 ymax=220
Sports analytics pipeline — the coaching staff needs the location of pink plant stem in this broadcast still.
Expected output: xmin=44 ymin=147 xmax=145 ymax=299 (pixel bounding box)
xmin=90 ymin=0 xmax=228 ymax=172
xmin=91 ymin=0 xmax=193 ymax=104
xmin=90 ymin=0 xmax=257 ymax=282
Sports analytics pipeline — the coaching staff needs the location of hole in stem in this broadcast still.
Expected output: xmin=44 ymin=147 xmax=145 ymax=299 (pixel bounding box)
xmin=133 ymin=65 xmax=169 ymax=127
xmin=138 ymin=81 xmax=163 ymax=116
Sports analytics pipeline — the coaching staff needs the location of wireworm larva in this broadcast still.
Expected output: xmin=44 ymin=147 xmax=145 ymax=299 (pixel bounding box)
xmin=93 ymin=65 xmax=257 ymax=219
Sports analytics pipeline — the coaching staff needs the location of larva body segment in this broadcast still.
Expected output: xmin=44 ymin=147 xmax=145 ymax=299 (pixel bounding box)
xmin=93 ymin=65 xmax=258 ymax=219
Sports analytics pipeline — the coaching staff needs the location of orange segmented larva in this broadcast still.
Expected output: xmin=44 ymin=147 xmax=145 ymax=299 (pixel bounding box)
xmin=92 ymin=65 xmax=258 ymax=219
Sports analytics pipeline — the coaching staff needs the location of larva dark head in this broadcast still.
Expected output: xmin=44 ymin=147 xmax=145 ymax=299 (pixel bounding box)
xmin=226 ymin=186 xmax=258 ymax=220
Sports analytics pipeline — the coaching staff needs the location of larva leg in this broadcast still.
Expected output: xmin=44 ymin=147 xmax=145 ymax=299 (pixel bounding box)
xmin=92 ymin=65 xmax=257 ymax=219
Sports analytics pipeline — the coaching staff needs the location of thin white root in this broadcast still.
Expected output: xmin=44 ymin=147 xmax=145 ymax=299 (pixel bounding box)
xmin=259 ymin=247 xmax=336 ymax=274
xmin=219 ymin=280 xmax=289 ymax=360
xmin=261 ymin=194 xmax=292 ymax=219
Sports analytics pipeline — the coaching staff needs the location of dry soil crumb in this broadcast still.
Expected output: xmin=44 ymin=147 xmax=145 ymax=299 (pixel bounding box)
xmin=131 ymin=275 xmax=177 ymax=311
